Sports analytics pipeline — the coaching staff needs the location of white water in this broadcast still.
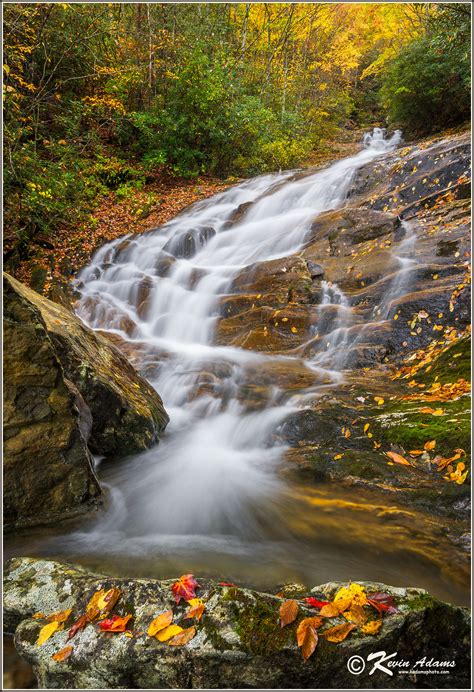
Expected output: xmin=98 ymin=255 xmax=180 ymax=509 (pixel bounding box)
xmin=66 ymin=128 xmax=409 ymax=562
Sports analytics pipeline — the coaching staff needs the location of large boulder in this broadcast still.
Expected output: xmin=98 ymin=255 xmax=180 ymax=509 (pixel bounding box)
xmin=3 ymin=276 xmax=100 ymax=530
xmin=3 ymin=557 xmax=470 ymax=689
xmin=4 ymin=274 xmax=169 ymax=457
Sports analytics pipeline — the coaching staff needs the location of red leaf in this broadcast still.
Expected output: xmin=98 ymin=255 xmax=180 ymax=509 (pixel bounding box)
xmin=67 ymin=614 xmax=88 ymax=641
xmin=367 ymin=592 xmax=399 ymax=615
xmin=171 ymin=574 xmax=199 ymax=604
xmin=218 ymin=582 xmax=235 ymax=587
xmin=305 ymin=597 xmax=330 ymax=609
xmin=99 ymin=614 xmax=132 ymax=632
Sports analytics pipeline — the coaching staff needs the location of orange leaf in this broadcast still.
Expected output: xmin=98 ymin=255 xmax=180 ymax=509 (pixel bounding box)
xmin=322 ymin=622 xmax=356 ymax=643
xmin=319 ymin=602 xmax=340 ymax=617
xmin=279 ymin=599 xmax=299 ymax=627
xmin=99 ymin=614 xmax=132 ymax=632
xmin=296 ymin=618 xmax=321 ymax=661
xmin=409 ymin=450 xmax=424 ymax=457
xmin=46 ymin=609 xmax=72 ymax=623
xmin=52 ymin=645 xmax=73 ymax=662
xmin=148 ymin=610 xmax=173 ymax=636
xmin=67 ymin=614 xmax=88 ymax=641
xmin=424 ymin=440 xmax=436 ymax=451
xmin=168 ymin=626 xmax=196 ymax=646
xmin=184 ymin=603 xmax=205 ymax=621
xmin=386 ymin=451 xmax=411 ymax=466
xmin=171 ymin=574 xmax=199 ymax=604
xmin=343 ymin=604 xmax=367 ymax=626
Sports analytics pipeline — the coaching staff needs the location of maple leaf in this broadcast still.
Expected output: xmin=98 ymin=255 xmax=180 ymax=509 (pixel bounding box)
xmin=67 ymin=614 xmax=88 ymax=640
xmin=322 ymin=622 xmax=356 ymax=643
xmin=279 ymin=599 xmax=299 ymax=627
xmin=296 ymin=618 xmax=321 ymax=661
xmin=148 ymin=610 xmax=173 ymax=636
xmin=367 ymin=592 xmax=399 ymax=615
xmin=99 ymin=614 xmax=132 ymax=632
xmin=171 ymin=574 xmax=199 ymax=603
xmin=52 ymin=645 xmax=73 ymax=662
xmin=168 ymin=626 xmax=196 ymax=646
xmin=304 ymin=597 xmax=330 ymax=609
xmin=37 ymin=621 xmax=60 ymax=646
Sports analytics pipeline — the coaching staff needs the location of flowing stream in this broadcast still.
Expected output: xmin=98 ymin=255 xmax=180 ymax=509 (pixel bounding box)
xmin=9 ymin=130 xmax=469 ymax=604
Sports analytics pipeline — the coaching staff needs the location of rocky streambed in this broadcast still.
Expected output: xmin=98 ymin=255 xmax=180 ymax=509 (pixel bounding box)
xmin=3 ymin=127 xmax=471 ymax=688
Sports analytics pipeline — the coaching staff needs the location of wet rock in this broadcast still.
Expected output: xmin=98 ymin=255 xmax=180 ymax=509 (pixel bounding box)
xmin=163 ymin=226 xmax=216 ymax=259
xmin=4 ymin=274 xmax=169 ymax=459
xmin=4 ymin=557 xmax=470 ymax=690
xmin=3 ymin=275 xmax=100 ymax=531
xmin=306 ymin=260 xmax=324 ymax=279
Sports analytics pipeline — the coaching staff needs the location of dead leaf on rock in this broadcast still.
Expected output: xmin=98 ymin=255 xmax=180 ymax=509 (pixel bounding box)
xmin=168 ymin=626 xmax=196 ymax=646
xmin=52 ymin=645 xmax=73 ymax=662
xmin=279 ymin=599 xmax=299 ymax=627
xmin=386 ymin=451 xmax=411 ymax=466
xmin=156 ymin=624 xmax=183 ymax=642
xmin=37 ymin=621 xmax=60 ymax=646
xmin=322 ymin=622 xmax=356 ymax=643
xmin=148 ymin=610 xmax=173 ymax=636
xmin=361 ymin=620 xmax=383 ymax=635
xmin=296 ymin=618 xmax=321 ymax=661
xmin=67 ymin=614 xmax=88 ymax=640
xmin=46 ymin=609 xmax=72 ymax=623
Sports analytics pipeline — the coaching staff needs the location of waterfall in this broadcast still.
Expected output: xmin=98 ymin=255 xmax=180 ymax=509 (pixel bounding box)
xmin=68 ymin=129 xmax=404 ymax=559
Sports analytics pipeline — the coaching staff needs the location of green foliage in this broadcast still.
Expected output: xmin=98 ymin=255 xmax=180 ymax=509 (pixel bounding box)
xmin=380 ymin=5 xmax=470 ymax=135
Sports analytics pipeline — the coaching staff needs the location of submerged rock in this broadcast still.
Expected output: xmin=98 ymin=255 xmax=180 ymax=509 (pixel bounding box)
xmin=4 ymin=274 xmax=169 ymax=458
xmin=3 ymin=276 xmax=100 ymax=530
xmin=4 ymin=557 xmax=470 ymax=689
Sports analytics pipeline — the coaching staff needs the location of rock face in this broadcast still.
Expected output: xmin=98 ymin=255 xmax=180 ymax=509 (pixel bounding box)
xmin=4 ymin=558 xmax=470 ymax=689
xmin=4 ymin=273 xmax=169 ymax=458
xmin=3 ymin=276 xmax=100 ymax=530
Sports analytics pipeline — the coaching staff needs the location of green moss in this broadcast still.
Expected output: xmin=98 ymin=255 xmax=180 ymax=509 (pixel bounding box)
xmin=414 ymin=336 xmax=471 ymax=386
xmin=233 ymin=597 xmax=296 ymax=656
xmin=406 ymin=592 xmax=437 ymax=611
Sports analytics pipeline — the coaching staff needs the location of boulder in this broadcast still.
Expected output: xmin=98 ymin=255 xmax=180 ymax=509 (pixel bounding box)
xmin=162 ymin=226 xmax=216 ymax=259
xmin=4 ymin=274 xmax=169 ymax=458
xmin=3 ymin=557 xmax=470 ymax=689
xmin=3 ymin=276 xmax=100 ymax=530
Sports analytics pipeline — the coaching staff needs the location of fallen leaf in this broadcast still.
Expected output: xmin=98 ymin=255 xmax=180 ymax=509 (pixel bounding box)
xmin=156 ymin=624 xmax=183 ymax=642
xmin=319 ymin=602 xmax=340 ymax=617
xmin=374 ymin=397 xmax=384 ymax=405
xmin=386 ymin=451 xmax=411 ymax=466
xmin=363 ymin=423 xmax=370 ymax=433
xmin=279 ymin=599 xmax=299 ymax=627
xmin=97 ymin=587 xmax=121 ymax=612
xmin=333 ymin=453 xmax=343 ymax=460
xmin=424 ymin=440 xmax=436 ymax=451
xmin=171 ymin=574 xmax=199 ymax=604
xmin=32 ymin=613 xmax=46 ymax=620
xmin=168 ymin=626 xmax=196 ymax=646
xmin=37 ymin=621 xmax=60 ymax=646
xmin=86 ymin=589 xmax=107 ymax=621
xmin=361 ymin=620 xmax=383 ymax=635
xmin=305 ymin=597 xmax=330 ymax=609
xmin=296 ymin=618 xmax=321 ymax=661
xmin=99 ymin=614 xmax=132 ymax=632
xmin=184 ymin=603 xmax=205 ymax=621
xmin=367 ymin=592 xmax=399 ymax=615
xmin=343 ymin=604 xmax=367 ymax=626
xmin=409 ymin=450 xmax=425 ymax=457
xmin=322 ymin=622 xmax=356 ymax=643
xmin=52 ymin=645 xmax=73 ymax=662
xmin=218 ymin=582 xmax=235 ymax=587
xmin=148 ymin=610 xmax=173 ymax=636
xmin=46 ymin=609 xmax=72 ymax=623
xmin=334 ymin=583 xmax=367 ymax=606
xmin=67 ymin=615 xmax=88 ymax=641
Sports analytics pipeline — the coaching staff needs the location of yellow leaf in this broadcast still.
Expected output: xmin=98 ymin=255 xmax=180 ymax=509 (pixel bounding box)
xmin=46 ymin=609 xmax=72 ymax=623
xmin=374 ymin=397 xmax=384 ymax=405
xmin=291 ymin=326 xmax=298 ymax=333
xmin=334 ymin=583 xmax=367 ymax=606
xmin=148 ymin=610 xmax=173 ymax=637
xmin=322 ymin=622 xmax=356 ymax=643
xmin=363 ymin=423 xmax=370 ymax=433
xmin=361 ymin=620 xmax=382 ymax=635
xmin=333 ymin=453 xmax=343 ymax=460
xmin=37 ymin=621 xmax=60 ymax=646
xmin=155 ymin=624 xmax=183 ymax=642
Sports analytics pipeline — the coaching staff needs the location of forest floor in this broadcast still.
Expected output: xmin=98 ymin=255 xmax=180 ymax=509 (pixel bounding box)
xmin=10 ymin=128 xmax=365 ymax=297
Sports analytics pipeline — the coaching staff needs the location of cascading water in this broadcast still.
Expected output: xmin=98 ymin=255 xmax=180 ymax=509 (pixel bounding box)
xmin=12 ymin=127 xmax=468 ymax=602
